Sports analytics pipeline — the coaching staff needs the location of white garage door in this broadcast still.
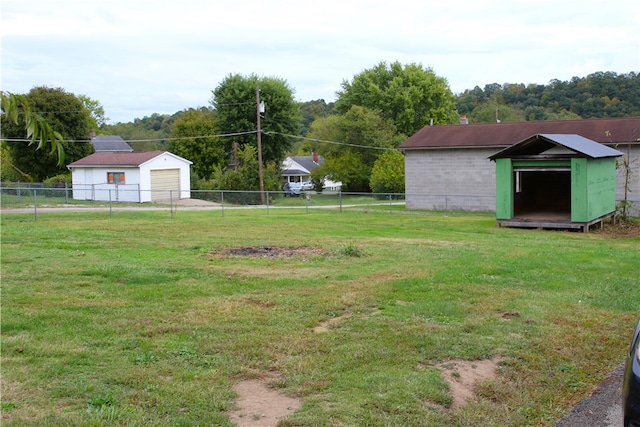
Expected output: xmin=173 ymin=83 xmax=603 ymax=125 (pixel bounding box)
xmin=150 ymin=169 xmax=180 ymax=202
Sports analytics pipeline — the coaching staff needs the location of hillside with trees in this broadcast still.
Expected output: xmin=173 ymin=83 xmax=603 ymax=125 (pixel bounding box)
xmin=456 ymin=71 xmax=640 ymax=123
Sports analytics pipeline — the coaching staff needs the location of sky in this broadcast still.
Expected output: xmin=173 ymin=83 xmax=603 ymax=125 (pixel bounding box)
xmin=2 ymin=0 xmax=639 ymax=124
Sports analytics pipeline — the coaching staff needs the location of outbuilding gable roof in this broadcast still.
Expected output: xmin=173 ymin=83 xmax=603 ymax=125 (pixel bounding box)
xmin=91 ymin=135 xmax=133 ymax=152
xmin=489 ymin=134 xmax=624 ymax=160
xmin=399 ymin=117 xmax=640 ymax=150
xmin=67 ymin=151 xmax=191 ymax=168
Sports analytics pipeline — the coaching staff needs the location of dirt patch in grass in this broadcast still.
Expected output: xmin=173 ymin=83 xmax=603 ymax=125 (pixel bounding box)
xmin=597 ymin=221 xmax=640 ymax=238
xmin=437 ymin=357 xmax=503 ymax=409
xmin=229 ymin=373 xmax=301 ymax=427
xmin=312 ymin=312 xmax=351 ymax=333
xmin=212 ymin=246 xmax=329 ymax=259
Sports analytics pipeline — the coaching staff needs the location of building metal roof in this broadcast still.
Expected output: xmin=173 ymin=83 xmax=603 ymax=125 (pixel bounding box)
xmin=68 ymin=151 xmax=167 ymax=167
xmin=91 ymin=135 xmax=133 ymax=152
xmin=399 ymin=117 xmax=640 ymax=150
xmin=489 ymin=134 xmax=624 ymax=160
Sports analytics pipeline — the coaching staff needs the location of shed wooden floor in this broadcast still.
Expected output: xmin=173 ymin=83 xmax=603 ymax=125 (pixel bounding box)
xmin=496 ymin=211 xmax=614 ymax=232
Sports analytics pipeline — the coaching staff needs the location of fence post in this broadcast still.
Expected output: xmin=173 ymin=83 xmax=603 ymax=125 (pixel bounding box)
xmin=17 ymin=182 xmax=22 ymax=203
xmin=109 ymin=189 xmax=113 ymax=218
xmin=266 ymin=191 xmax=270 ymax=215
xmin=339 ymin=191 xmax=342 ymax=212
xmin=445 ymin=195 xmax=448 ymax=217
xmin=33 ymin=188 xmax=37 ymax=220
xmin=65 ymin=183 xmax=69 ymax=204
xmin=221 ymin=191 xmax=224 ymax=217
xmin=389 ymin=193 xmax=392 ymax=214
xmin=170 ymin=190 xmax=174 ymax=219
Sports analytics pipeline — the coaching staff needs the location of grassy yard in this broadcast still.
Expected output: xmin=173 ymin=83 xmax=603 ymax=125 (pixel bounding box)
xmin=1 ymin=208 xmax=638 ymax=426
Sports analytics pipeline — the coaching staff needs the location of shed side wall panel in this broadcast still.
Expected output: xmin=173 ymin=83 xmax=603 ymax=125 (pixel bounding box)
xmin=586 ymin=158 xmax=617 ymax=220
xmin=571 ymin=158 xmax=588 ymax=222
xmin=495 ymin=158 xmax=513 ymax=219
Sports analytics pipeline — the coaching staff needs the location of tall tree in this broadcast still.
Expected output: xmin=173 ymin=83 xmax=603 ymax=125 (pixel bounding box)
xmin=211 ymin=73 xmax=302 ymax=167
xmin=0 ymin=90 xmax=65 ymax=167
xmin=2 ymin=87 xmax=93 ymax=181
xmin=335 ymin=61 xmax=459 ymax=136
xmin=78 ymin=94 xmax=109 ymax=132
xmin=168 ymin=108 xmax=224 ymax=180
xmin=307 ymin=105 xmax=403 ymax=192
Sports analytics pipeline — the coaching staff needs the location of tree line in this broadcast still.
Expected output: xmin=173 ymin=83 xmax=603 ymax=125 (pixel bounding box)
xmin=2 ymin=67 xmax=638 ymax=195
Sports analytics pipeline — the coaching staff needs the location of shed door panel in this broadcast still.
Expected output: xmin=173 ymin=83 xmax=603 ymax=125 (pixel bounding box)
xmin=150 ymin=169 xmax=180 ymax=202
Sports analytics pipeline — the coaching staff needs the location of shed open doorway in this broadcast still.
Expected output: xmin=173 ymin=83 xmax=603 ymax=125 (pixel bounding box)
xmin=514 ymin=169 xmax=571 ymax=219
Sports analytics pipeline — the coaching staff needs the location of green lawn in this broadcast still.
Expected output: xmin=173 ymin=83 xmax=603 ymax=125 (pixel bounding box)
xmin=1 ymin=209 xmax=638 ymax=426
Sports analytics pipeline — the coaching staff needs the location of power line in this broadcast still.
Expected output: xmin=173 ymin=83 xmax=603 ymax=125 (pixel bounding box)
xmin=2 ymin=130 xmax=398 ymax=151
xmin=264 ymin=132 xmax=397 ymax=151
xmin=1 ymin=130 xmax=258 ymax=144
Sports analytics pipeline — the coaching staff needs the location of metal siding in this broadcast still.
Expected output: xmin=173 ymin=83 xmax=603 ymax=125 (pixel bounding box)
xmin=538 ymin=134 xmax=624 ymax=158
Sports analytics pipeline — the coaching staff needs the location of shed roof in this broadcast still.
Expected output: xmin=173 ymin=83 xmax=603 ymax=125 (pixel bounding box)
xmin=399 ymin=117 xmax=640 ymax=150
xmin=67 ymin=151 xmax=183 ymax=168
xmin=489 ymin=134 xmax=624 ymax=160
xmin=91 ymin=135 xmax=133 ymax=152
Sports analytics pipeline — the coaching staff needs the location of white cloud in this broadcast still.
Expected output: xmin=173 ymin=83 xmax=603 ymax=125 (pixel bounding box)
xmin=1 ymin=0 xmax=638 ymax=123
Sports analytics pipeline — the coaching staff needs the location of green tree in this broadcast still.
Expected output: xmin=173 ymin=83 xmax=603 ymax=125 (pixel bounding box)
xmin=370 ymin=150 xmax=405 ymax=195
xmin=211 ymin=73 xmax=302 ymax=167
xmin=468 ymin=102 xmax=525 ymax=123
xmin=208 ymin=145 xmax=279 ymax=204
xmin=0 ymin=90 xmax=65 ymax=168
xmin=2 ymin=87 xmax=93 ymax=181
xmin=299 ymin=99 xmax=335 ymax=136
xmin=335 ymin=61 xmax=459 ymax=136
xmin=168 ymin=108 xmax=224 ymax=180
xmin=0 ymin=142 xmax=28 ymax=182
xmin=78 ymin=94 xmax=109 ymax=131
xmin=307 ymin=105 xmax=403 ymax=192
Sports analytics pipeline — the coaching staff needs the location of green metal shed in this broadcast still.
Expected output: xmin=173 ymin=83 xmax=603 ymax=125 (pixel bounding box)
xmin=489 ymin=134 xmax=623 ymax=231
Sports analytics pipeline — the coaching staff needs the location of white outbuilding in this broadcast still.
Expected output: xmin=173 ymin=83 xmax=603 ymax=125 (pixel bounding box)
xmin=67 ymin=151 xmax=192 ymax=203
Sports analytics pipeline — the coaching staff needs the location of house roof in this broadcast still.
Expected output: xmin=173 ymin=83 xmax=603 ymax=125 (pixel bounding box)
xmin=289 ymin=155 xmax=325 ymax=171
xmin=489 ymin=134 xmax=624 ymax=160
xmin=91 ymin=135 xmax=133 ymax=152
xmin=282 ymin=155 xmax=325 ymax=176
xmin=68 ymin=151 xmax=171 ymax=167
xmin=399 ymin=117 xmax=640 ymax=150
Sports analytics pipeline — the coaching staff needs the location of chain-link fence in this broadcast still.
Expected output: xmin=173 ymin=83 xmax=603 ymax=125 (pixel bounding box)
xmin=0 ymin=182 xmax=494 ymax=219
xmin=2 ymin=182 xmax=636 ymax=220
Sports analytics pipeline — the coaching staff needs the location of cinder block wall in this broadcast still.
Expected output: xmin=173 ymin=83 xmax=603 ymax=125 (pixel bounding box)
xmin=615 ymin=144 xmax=640 ymax=216
xmin=404 ymin=148 xmax=497 ymax=211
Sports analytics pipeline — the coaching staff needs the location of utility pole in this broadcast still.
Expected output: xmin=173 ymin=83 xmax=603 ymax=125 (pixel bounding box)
xmin=256 ymin=88 xmax=265 ymax=204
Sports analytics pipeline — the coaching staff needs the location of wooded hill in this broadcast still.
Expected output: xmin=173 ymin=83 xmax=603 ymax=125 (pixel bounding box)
xmin=104 ymin=71 xmax=640 ymax=150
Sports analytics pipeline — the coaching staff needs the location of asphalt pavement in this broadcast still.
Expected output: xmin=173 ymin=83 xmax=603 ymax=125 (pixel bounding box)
xmin=555 ymin=363 xmax=624 ymax=427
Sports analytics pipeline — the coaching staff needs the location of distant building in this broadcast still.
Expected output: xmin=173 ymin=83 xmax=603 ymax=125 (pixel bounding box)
xmin=281 ymin=153 xmax=342 ymax=191
xmin=91 ymin=135 xmax=133 ymax=152
xmin=68 ymin=151 xmax=192 ymax=203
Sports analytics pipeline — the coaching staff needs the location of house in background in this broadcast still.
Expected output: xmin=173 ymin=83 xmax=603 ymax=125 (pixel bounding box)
xmin=90 ymin=135 xmax=133 ymax=152
xmin=489 ymin=134 xmax=623 ymax=231
xmin=67 ymin=151 xmax=192 ymax=203
xmin=281 ymin=153 xmax=342 ymax=191
xmin=399 ymin=117 xmax=640 ymax=215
